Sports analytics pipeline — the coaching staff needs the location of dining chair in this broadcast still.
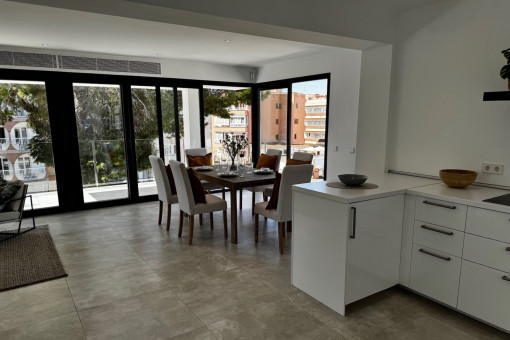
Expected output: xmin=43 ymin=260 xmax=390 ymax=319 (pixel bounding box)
xmin=254 ymin=164 xmax=313 ymax=254
xmin=169 ymin=160 xmax=228 ymax=245
xmin=240 ymin=148 xmax=282 ymax=214
xmin=149 ymin=155 xmax=179 ymax=231
xmin=184 ymin=148 xmax=225 ymax=199
xmin=263 ymin=151 xmax=313 ymax=199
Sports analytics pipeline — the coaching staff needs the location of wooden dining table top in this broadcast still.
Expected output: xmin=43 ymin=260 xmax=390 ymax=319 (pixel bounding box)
xmin=193 ymin=170 xmax=276 ymax=189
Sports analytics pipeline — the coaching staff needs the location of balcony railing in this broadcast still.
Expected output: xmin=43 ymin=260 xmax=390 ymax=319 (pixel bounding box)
xmin=0 ymin=138 xmax=8 ymax=145
xmin=12 ymin=138 xmax=29 ymax=150
xmin=16 ymin=166 xmax=46 ymax=180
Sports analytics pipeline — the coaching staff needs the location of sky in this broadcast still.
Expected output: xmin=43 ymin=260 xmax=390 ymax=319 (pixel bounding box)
xmin=292 ymin=79 xmax=328 ymax=95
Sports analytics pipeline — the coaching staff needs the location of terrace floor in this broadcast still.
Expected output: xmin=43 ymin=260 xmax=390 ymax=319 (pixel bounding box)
xmin=1 ymin=191 xmax=507 ymax=339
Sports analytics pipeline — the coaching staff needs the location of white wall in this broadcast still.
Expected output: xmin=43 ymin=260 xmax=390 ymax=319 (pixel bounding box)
xmin=355 ymin=44 xmax=393 ymax=176
xmin=257 ymin=49 xmax=362 ymax=178
xmin=387 ymin=0 xmax=510 ymax=186
xmin=0 ymin=45 xmax=254 ymax=82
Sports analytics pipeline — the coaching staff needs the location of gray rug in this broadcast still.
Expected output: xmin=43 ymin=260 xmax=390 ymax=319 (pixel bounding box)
xmin=0 ymin=225 xmax=67 ymax=292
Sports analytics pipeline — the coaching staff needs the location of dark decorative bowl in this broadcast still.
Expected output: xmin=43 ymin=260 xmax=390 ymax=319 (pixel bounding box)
xmin=338 ymin=174 xmax=368 ymax=186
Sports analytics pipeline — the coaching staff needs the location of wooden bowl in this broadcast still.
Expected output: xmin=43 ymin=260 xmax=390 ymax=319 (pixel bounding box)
xmin=439 ymin=169 xmax=478 ymax=188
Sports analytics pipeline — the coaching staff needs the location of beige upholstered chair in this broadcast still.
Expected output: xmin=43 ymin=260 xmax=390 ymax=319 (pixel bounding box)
xmin=0 ymin=183 xmax=36 ymax=242
xmin=149 ymin=155 xmax=179 ymax=231
xmin=184 ymin=148 xmax=225 ymax=199
xmin=240 ymin=148 xmax=283 ymax=214
xmin=169 ymin=160 xmax=228 ymax=245
xmin=254 ymin=164 xmax=313 ymax=254
xmin=263 ymin=151 xmax=313 ymax=199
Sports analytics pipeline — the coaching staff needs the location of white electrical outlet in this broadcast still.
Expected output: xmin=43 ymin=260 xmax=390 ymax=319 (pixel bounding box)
xmin=482 ymin=162 xmax=504 ymax=175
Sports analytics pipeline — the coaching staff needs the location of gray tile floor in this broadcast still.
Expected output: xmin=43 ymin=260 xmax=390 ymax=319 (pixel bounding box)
xmin=0 ymin=191 xmax=508 ymax=339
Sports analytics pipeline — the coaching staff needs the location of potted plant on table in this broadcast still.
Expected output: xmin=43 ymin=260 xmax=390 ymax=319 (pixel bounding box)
xmin=501 ymin=48 xmax=510 ymax=91
xmin=220 ymin=133 xmax=248 ymax=172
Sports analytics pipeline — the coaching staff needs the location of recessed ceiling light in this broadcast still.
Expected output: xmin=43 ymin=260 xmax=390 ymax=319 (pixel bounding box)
xmin=242 ymin=60 xmax=248 ymax=64
xmin=155 ymin=53 xmax=161 ymax=56
xmin=224 ymin=39 xmax=232 ymax=43
xmin=41 ymin=43 xmax=49 ymax=47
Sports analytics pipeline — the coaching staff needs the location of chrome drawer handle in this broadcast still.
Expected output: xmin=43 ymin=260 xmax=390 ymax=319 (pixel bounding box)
xmin=502 ymin=276 xmax=510 ymax=283
xmin=421 ymin=225 xmax=454 ymax=236
xmin=419 ymin=248 xmax=451 ymax=261
xmin=350 ymin=207 xmax=357 ymax=239
xmin=423 ymin=200 xmax=456 ymax=210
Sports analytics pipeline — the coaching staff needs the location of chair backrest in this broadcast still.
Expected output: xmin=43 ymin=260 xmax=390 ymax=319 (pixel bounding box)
xmin=292 ymin=152 xmax=313 ymax=162
xmin=149 ymin=155 xmax=174 ymax=202
xmin=184 ymin=148 xmax=208 ymax=166
xmin=266 ymin=148 xmax=283 ymax=172
xmin=276 ymin=164 xmax=313 ymax=221
xmin=169 ymin=160 xmax=195 ymax=214
xmin=5 ymin=184 xmax=27 ymax=213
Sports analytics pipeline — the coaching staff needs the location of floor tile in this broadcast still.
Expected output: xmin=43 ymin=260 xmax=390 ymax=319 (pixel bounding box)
xmin=0 ymin=279 xmax=76 ymax=332
xmin=0 ymin=313 xmax=85 ymax=340
xmin=66 ymin=261 xmax=164 ymax=311
xmin=79 ymin=288 xmax=204 ymax=339
xmin=60 ymin=242 xmax=142 ymax=276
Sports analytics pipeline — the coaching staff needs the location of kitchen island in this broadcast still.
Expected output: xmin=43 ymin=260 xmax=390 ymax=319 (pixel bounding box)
xmin=292 ymin=173 xmax=510 ymax=333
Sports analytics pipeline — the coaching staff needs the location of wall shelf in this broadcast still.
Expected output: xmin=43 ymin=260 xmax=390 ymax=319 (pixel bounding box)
xmin=483 ymin=91 xmax=510 ymax=101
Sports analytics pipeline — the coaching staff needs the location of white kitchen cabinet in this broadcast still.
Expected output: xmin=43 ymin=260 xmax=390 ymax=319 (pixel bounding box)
xmin=412 ymin=220 xmax=464 ymax=257
xmin=345 ymin=195 xmax=404 ymax=304
xmin=409 ymin=245 xmax=462 ymax=307
xmin=292 ymin=190 xmax=404 ymax=315
xmin=458 ymin=260 xmax=510 ymax=331
xmin=463 ymin=233 xmax=510 ymax=274
xmin=414 ymin=197 xmax=467 ymax=231
xmin=466 ymin=206 xmax=510 ymax=243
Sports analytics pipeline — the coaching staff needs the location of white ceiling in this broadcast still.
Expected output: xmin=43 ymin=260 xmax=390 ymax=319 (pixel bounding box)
xmin=0 ymin=0 xmax=440 ymax=67
xmin=0 ymin=1 xmax=341 ymax=67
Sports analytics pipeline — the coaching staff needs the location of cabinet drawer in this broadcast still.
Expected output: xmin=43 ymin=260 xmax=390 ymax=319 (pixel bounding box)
xmin=409 ymin=245 xmax=461 ymax=307
xmin=466 ymin=207 xmax=510 ymax=243
xmin=415 ymin=197 xmax=466 ymax=231
xmin=413 ymin=221 xmax=464 ymax=257
xmin=463 ymin=233 xmax=510 ymax=274
xmin=458 ymin=260 xmax=510 ymax=332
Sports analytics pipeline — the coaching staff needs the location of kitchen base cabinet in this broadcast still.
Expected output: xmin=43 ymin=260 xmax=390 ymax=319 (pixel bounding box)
xmin=292 ymin=191 xmax=404 ymax=315
xmin=458 ymin=260 xmax=510 ymax=331
xmin=409 ymin=245 xmax=461 ymax=307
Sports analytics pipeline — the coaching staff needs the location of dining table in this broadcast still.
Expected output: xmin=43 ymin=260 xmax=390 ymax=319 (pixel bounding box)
xmin=193 ymin=169 xmax=276 ymax=244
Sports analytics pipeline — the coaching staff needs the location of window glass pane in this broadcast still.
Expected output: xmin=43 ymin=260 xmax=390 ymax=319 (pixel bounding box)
xmin=0 ymin=80 xmax=59 ymax=209
xmin=178 ymin=88 xmax=200 ymax=155
xmin=260 ymin=89 xmax=287 ymax=172
xmin=161 ymin=87 xmax=177 ymax=164
xmin=203 ymin=86 xmax=251 ymax=165
xmin=73 ymin=83 xmax=128 ymax=202
xmin=292 ymin=79 xmax=328 ymax=181
xmin=132 ymin=86 xmax=158 ymax=196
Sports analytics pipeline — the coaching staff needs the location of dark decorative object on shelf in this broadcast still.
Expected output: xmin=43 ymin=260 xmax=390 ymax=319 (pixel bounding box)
xmin=338 ymin=174 xmax=368 ymax=186
xmin=500 ymin=48 xmax=510 ymax=91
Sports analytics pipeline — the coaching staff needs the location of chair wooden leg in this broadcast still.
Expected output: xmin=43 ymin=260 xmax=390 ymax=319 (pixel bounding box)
xmin=199 ymin=214 xmax=203 ymax=226
xmin=282 ymin=223 xmax=285 ymax=238
xmin=210 ymin=212 xmax=214 ymax=230
xmin=263 ymin=195 xmax=268 ymax=202
xmin=223 ymin=210 xmax=228 ymax=239
xmin=287 ymin=221 xmax=292 ymax=232
xmin=188 ymin=215 xmax=194 ymax=245
xmin=278 ymin=222 xmax=284 ymax=255
xmin=222 ymin=188 xmax=225 ymax=199
xmin=254 ymin=213 xmax=259 ymax=243
xmin=158 ymin=200 xmax=163 ymax=225
xmin=239 ymin=188 xmax=243 ymax=209
xmin=251 ymin=191 xmax=255 ymax=216
xmin=166 ymin=204 xmax=171 ymax=231
xmin=178 ymin=210 xmax=184 ymax=237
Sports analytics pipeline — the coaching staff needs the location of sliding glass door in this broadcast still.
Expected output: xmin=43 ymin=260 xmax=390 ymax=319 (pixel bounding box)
xmin=259 ymin=88 xmax=288 ymax=172
xmin=0 ymin=80 xmax=59 ymax=209
xmin=131 ymin=85 xmax=159 ymax=196
xmin=292 ymin=79 xmax=328 ymax=181
xmin=73 ymin=83 xmax=128 ymax=203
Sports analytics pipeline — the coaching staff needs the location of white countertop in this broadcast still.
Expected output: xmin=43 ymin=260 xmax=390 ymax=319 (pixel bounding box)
xmin=294 ymin=173 xmax=510 ymax=212
xmin=293 ymin=173 xmax=439 ymax=203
